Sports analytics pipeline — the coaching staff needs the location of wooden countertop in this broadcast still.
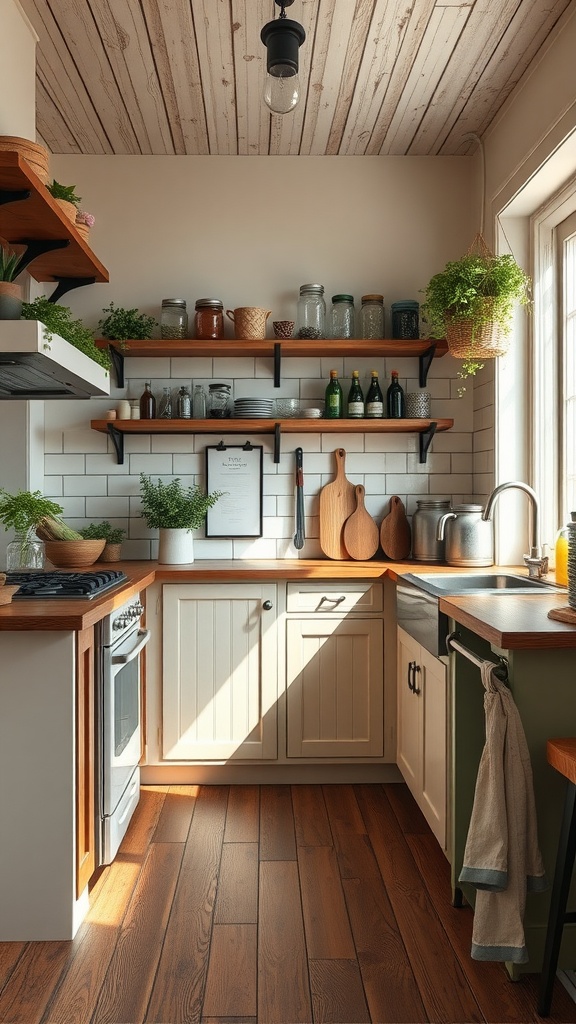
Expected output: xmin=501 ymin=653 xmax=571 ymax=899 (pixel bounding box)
xmin=0 ymin=560 xmax=573 ymax=649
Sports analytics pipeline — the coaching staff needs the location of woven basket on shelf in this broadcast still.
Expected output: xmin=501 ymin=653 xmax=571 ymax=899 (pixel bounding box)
xmin=0 ymin=136 xmax=50 ymax=183
xmin=445 ymin=297 xmax=510 ymax=360
xmin=75 ymin=221 xmax=90 ymax=242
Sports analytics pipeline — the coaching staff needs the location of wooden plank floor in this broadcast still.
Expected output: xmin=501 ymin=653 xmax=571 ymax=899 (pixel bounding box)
xmin=1 ymin=782 xmax=575 ymax=1024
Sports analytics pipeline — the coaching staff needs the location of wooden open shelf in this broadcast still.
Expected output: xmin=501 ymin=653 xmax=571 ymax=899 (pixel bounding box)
xmin=0 ymin=151 xmax=109 ymax=283
xmin=94 ymin=337 xmax=448 ymax=359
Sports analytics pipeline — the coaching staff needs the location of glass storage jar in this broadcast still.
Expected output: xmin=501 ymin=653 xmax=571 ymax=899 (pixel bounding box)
xmin=194 ymin=298 xmax=224 ymax=340
xmin=296 ymin=283 xmax=326 ymax=339
xmin=158 ymin=387 xmax=173 ymax=418
xmin=330 ymin=294 xmax=355 ymax=339
xmin=161 ymin=298 xmax=188 ymax=339
xmin=359 ymin=294 xmax=384 ymax=339
xmin=391 ymin=300 xmax=419 ymax=340
xmin=6 ymin=531 xmax=45 ymax=570
xmin=178 ymin=386 xmax=192 ymax=418
xmin=208 ymin=382 xmax=232 ymax=418
xmin=192 ymin=385 xmax=206 ymax=418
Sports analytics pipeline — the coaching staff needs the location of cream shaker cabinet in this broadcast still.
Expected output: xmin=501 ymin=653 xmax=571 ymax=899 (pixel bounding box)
xmin=396 ymin=625 xmax=447 ymax=849
xmin=162 ymin=584 xmax=278 ymax=761
xmin=286 ymin=582 xmax=385 ymax=759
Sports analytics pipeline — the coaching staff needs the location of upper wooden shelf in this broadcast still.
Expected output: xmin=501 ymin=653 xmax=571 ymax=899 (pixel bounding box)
xmin=0 ymin=151 xmax=109 ymax=283
xmin=95 ymin=338 xmax=448 ymax=359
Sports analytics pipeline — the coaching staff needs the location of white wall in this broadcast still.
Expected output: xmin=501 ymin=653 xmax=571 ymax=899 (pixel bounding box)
xmin=41 ymin=154 xmax=476 ymax=559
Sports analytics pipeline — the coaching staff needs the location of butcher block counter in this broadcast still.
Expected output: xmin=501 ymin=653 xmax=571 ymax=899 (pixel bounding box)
xmin=0 ymin=559 xmax=573 ymax=647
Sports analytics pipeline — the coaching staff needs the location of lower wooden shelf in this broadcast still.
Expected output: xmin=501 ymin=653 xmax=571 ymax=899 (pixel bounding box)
xmin=91 ymin=416 xmax=454 ymax=465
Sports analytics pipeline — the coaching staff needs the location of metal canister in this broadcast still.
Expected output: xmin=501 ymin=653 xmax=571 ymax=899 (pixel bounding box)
xmin=412 ymin=499 xmax=451 ymax=562
xmin=437 ymin=504 xmax=494 ymax=567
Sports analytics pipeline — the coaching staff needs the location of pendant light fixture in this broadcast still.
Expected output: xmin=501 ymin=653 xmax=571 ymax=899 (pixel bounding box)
xmin=260 ymin=0 xmax=306 ymax=115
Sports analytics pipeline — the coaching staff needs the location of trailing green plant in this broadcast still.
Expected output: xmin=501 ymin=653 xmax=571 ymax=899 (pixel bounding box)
xmin=0 ymin=489 xmax=65 ymax=535
xmin=79 ymin=520 xmax=126 ymax=544
xmin=422 ymin=243 xmax=531 ymax=384
xmin=47 ymin=179 xmax=82 ymax=206
xmin=139 ymin=474 xmax=223 ymax=532
xmin=0 ymin=245 xmax=25 ymax=282
xmin=98 ymin=301 xmax=157 ymax=342
xmin=21 ymin=296 xmax=110 ymax=371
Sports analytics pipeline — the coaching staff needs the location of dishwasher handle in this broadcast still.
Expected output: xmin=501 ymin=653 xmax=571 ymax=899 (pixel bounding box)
xmin=111 ymin=629 xmax=151 ymax=665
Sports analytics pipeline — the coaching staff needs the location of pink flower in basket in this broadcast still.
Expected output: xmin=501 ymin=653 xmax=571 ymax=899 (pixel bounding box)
xmin=76 ymin=211 xmax=95 ymax=227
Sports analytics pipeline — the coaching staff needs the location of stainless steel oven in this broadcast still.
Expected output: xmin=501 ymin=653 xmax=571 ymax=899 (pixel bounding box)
xmin=96 ymin=593 xmax=150 ymax=865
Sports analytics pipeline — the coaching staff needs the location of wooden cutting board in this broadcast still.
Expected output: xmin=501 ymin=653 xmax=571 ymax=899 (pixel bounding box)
xmin=548 ymin=606 xmax=576 ymax=624
xmin=380 ymin=495 xmax=412 ymax=560
xmin=343 ymin=485 xmax=379 ymax=561
xmin=319 ymin=448 xmax=356 ymax=560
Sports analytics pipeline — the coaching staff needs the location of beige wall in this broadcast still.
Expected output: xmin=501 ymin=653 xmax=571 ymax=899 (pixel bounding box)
xmin=0 ymin=0 xmax=37 ymax=138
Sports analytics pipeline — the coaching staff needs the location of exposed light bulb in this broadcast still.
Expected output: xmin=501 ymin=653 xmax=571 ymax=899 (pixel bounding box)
xmin=263 ymin=67 xmax=300 ymax=114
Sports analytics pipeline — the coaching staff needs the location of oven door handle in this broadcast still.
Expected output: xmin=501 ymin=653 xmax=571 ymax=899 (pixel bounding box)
xmin=111 ymin=629 xmax=151 ymax=665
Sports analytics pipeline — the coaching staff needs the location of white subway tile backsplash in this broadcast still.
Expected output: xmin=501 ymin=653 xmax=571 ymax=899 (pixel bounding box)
xmin=123 ymin=435 xmax=152 ymax=454
xmin=346 ymin=453 xmax=388 ymax=475
xmin=263 ymin=475 xmax=295 ymax=496
xmin=58 ymin=496 xmax=87 ymax=518
xmin=320 ymin=433 xmax=364 ymax=453
xmin=432 ymin=474 xmax=473 ymax=493
xmin=63 ymin=429 xmax=108 ymax=455
xmin=129 ymin=453 xmax=174 ymax=475
xmin=263 ymin=516 xmax=292 ymax=539
xmin=450 ymin=453 xmax=474 ymax=475
xmin=213 ymin=357 xmax=255 ymax=378
xmin=363 ymin=475 xmax=387 ymax=494
xmin=195 ymin=538 xmax=234 ymax=559
xmin=44 ymin=429 xmax=64 ymax=454
xmin=432 ymin=431 xmax=472 ymax=453
xmin=233 ymin=537 xmax=278 ymax=558
xmin=386 ymin=474 xmax=427 ymax=494
xmin=45 ymin=476 xmax=63 ymax=496
xmin=364 ymin=433 xmax=417 ymax=453
xmin=86 ymin=454 xmax=131 ymax=475
xmin=86 ymin=496 xmax=130 ymax=518
xmin=172 ymin=454 xmax=204 ymax=475
xmin=64 ymin=475 xmax=107 ymax=496
xmin=151 ymin=435 xmax=196 ymax=454
xmin=45 ymin=454 xmax=85 ymax=475
xmin=127 ymin=358 xmax=172 ymax=378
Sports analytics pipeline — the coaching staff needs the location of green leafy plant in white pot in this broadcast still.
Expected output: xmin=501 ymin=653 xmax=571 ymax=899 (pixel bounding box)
xmin=139 ymin=474 xmax=223 ymax=564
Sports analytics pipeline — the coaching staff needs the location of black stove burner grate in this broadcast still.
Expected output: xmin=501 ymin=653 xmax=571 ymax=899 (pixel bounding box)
xmin=5 ymin=569 xmax=129 ymax=599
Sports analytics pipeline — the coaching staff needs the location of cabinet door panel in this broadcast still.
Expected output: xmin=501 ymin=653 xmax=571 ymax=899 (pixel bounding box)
xmin=421 ymin=649 xmax=447 ymax=847
xmin=396 ymin=627 xmax=422 ymax=796
xmin=287 ymin=618 xmax=383 ymax=757
xmin=163 ymin=584 xmax=277 ymax=760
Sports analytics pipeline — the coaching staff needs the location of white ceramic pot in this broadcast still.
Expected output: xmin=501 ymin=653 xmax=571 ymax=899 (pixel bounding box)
xmin=158 ymin=527 xmax=194 ymax=564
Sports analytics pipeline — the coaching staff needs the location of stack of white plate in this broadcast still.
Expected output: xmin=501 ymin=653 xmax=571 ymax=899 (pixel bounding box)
xmin=568 ymin=521 xmax=576 ymax=608
xmin=233 ymin=398 xmax=275 ymax=418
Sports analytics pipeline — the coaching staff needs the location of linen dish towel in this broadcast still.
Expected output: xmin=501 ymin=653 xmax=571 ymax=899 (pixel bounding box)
xmin=458 ymin=660 xmax=547 ymax=963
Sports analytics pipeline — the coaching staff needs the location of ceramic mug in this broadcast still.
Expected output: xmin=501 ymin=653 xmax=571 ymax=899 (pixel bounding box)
xmin=273 ymin=320 xmax=295 ymax=339
xmin=225 ymin=306 xmax=271 ymax=340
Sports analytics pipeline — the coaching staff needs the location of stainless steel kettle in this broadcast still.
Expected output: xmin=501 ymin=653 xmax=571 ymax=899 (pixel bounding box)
xmin=436 ymin=504 xmax=494 ymax=567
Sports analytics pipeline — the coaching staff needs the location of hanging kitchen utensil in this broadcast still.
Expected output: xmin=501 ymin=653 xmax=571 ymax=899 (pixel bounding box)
xmin=343 ymin=484 xmax=379 ymax=561
xmin=319 ymin=448 xmax=356 ymax=560
xmin=380 ymin=495 xmax=412 ymax=560
xmin=294 ymin=447 xmax=305 ymax=550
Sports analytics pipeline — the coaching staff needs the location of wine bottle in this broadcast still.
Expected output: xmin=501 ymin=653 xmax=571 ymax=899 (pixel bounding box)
xmin=386 ymin=370 xmax=405 ymax=418
xmin=347 ymin=370 xmax=365 ymax=418
xmin=325 ymin=369 xmax=343 ymax=418
xmin=139 ymin=381 xmax=156 ymax=419
xmin=365 ymin=370 xmax=384 ymax=418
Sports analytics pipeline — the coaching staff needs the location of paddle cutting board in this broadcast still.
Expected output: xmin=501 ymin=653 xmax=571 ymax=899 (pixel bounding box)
xmin=343 ymin=485 xmax=379 ymax=561
xmin=380 ymin=495 xmax=412 ymax=560
xmin=319 ymin=448 xmax=356 ymax=560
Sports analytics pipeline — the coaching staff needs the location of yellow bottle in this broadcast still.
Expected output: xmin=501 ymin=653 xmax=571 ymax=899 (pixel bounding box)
xmin=555 ymin=525 xmax=569 ymax=586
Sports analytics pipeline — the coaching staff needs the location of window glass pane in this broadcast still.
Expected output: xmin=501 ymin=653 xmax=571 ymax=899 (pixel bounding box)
xmin=564 ymin=234 xmax=576 ymax=515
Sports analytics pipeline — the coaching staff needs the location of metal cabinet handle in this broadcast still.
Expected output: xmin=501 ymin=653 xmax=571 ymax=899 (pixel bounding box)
xmin=408 ymin=661 xmax=415 ymax=691
xmin=262 ymin=600 xmax=273 ymax=610
xmin=412 ymin=664 xmax=422 ymax=695
xmin=318 ymin=595 xmax=346 ymax=607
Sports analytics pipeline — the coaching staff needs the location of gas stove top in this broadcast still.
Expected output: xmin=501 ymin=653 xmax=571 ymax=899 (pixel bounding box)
xmin=4 ymin=569 xmax=129 ymax=599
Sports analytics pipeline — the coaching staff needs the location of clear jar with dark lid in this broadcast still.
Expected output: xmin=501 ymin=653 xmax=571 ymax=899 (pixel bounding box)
xmin=330 ymin=294 xmax=355 ymax=339
xmin=360 ymin=294 xmax=384 ymax=339
xmin=161 ymin=298 xmax=188 ymax=339
xmin=391 ymin=300 xmax=419 ymax=340
xmin=194 ymin=298 xmax=224 ymax=340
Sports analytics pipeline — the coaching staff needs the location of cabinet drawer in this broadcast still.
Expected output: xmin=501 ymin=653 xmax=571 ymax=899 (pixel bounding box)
xmin=286 ymin=582 xmax=383 ymax=614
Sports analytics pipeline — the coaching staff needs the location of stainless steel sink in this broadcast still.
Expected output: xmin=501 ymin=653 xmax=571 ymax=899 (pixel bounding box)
xmin=403 ymin=572 xmax=559 ymax=596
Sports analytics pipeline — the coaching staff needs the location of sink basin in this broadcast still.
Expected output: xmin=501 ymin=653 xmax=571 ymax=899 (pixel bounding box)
xmin=401 ymin=571 xmax=560 ymax=597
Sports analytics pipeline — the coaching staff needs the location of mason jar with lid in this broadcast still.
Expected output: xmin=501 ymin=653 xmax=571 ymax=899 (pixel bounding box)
xmin=412 ymin=498 xmax=451 ymax=563
xmin=194 ymin=298 xmax=224 ymax=340
xmin=296 ymin=283 xmax=326 ymax=339
xmin=360 ymin=294 xmax=384 ymax=339
xmin=161 ymin=298 xmax=188 ymax=339
xmin=330 ymin=294 xmax=355 ymax=339
xmin=391 ymin=300 xmax=419 ymax=340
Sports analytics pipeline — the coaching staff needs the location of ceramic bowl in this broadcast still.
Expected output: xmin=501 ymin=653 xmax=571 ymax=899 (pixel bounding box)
xmin=273 ymin=320 xmax=295 ymax=339
xmin=45 ymin=539 xmax=106 ymax=567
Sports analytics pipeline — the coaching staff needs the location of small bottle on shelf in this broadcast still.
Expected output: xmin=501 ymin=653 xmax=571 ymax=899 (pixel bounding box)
xmin=191 ymin=385 xmax=206 ymax=418
xmin=158 ymin=387 xmax=173 ymax=418
xmin=139 ymin=381 xmax=156 ymax=419
xmin=325 ymin=370 xmax=343 ymax=418
xmin=347 ymin=370 xmax=364 ymax=418
xmin=365 ymin=370 xmax=384 ymax=418
xmin=386 ymin=370 xmax=405 ymax=418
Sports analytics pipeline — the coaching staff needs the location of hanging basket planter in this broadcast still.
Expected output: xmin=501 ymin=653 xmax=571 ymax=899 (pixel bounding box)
xmin=445 ymin=297 xmax=510 ymax=361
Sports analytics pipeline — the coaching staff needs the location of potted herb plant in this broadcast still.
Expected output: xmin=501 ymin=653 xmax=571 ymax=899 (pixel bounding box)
xmin=139 ymin=474 xmax=222 ymax=564
xmin=98 ymin=301 xmax=157 ymax=342
xmin=79 ymin=520 xmax=126 ymax=561
xmin=46 ymin=179 xmax=82 ymax=223
xmin=21 ymin=296 xmax=111 ymax=371
xmin=422 ymin=236 xmax=531 ymax=382
xmin=0 ymin=244 xmax=25 ymax=320
xmin=0 ymin=488 xmax=76 ymax=568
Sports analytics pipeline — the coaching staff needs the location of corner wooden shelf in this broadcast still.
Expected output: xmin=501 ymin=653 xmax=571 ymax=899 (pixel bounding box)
xmin=91 ymin=416 xmax=454 ymax=466
xmin=94 ymin=337 xmax=448 ymax=388
xmin=0 ymin=151 xmax=109 ymax=292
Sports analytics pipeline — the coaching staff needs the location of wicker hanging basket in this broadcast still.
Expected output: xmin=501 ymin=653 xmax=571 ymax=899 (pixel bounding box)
xmin=444 ymin=234 xmax=512 ymax=361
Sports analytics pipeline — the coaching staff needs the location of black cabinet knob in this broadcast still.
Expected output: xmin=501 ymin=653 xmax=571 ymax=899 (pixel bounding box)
xmin=262 ymin=600 xmax=273 ymax=610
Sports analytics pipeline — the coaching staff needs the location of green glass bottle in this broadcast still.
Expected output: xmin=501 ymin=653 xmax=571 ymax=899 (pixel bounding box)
xmin=347 ymin=370 xmax=364 ymax=418
xmin=386 ymin=370 xmax=405 ymax=418
xmin=365 ymin=370 xmax=384 ymax=418
xmin=325 ymin=369 xmax=343 ymax=418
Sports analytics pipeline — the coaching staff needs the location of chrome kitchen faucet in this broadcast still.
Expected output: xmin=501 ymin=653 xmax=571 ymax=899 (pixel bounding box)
xmin=482 ymin=481 xmax=549 ymax=578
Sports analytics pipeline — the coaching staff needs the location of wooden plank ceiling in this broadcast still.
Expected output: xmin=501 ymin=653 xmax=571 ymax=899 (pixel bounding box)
xmin=21 ymin=0 xmax=570 ymax=157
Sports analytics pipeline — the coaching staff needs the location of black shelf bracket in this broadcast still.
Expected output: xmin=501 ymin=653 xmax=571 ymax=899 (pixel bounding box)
xmin=419 ymin=342 xmax=437 ymax=387
xmin=107 ymin=423 xmax=125 ymax=465
xmin=419 ymin=421 xmax=437 ymax=464
xmin=274 ymin=422 xmax=281 ymax=463
xmin=108 ymin=344 xmax=125 ymax=388
xmin=16 ymin=237 xmax=70 ymax=275
xmin=274 ymin=342 xmax=281 ymax=387
xmin=49 ymin=276 xmax=97 ymax=303
xmin=0 ymin=187 xmax=31 ymax=206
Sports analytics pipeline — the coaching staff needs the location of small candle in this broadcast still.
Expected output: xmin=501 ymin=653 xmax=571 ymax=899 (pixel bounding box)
xmin=117 ymin=400 xmax=131 ymax=419
xmin=104 ymin=409 xmax=117 ymax=420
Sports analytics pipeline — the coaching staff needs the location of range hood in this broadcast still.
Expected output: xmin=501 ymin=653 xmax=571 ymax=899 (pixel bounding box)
xmin=0 ymin=321 xmax=110 ymax=399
